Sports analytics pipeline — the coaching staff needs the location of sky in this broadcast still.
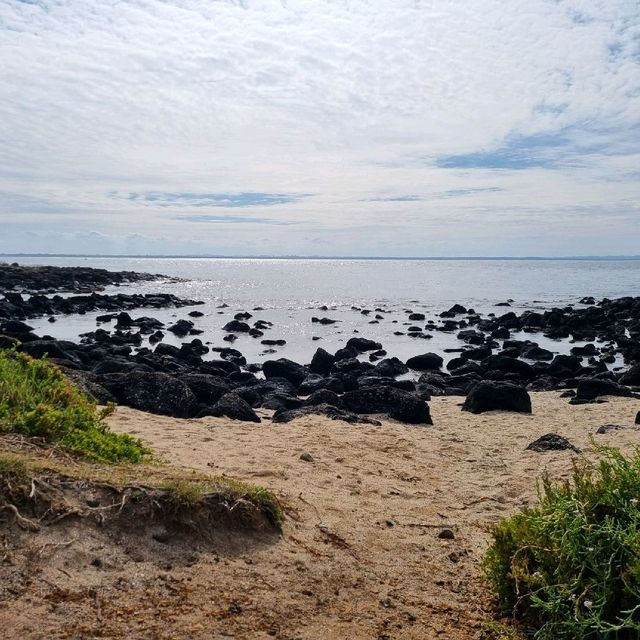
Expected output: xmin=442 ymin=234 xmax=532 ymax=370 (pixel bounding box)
xmin=0 ymin=0 xmax=639 ymax=257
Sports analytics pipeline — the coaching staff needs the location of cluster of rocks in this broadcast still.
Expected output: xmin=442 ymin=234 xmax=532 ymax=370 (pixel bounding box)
xmin=0 ymin=291 xmax=204 ymax=322
xmin=1 ymin=264 xmax=639 ymax=428
xmin=0 ymin=262 xmax=164 ymax=293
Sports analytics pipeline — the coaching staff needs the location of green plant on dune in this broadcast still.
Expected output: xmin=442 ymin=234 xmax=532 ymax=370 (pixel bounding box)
xmin=0 ymin=349 xmax=147 ymax=463
xmin=483 ymin=445 xmax=640 ymax=639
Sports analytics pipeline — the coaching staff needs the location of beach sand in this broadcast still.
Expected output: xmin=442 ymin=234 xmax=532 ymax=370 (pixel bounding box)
xmin=2 ymin=392 xmax=640 ymax=639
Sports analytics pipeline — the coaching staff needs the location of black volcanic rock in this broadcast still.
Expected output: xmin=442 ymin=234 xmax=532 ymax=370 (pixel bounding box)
xmin=406 ymin=352 xmax=443 ymax=371
xmin=272 ymin=403 xmax=381 ymax=426
xmin=181 ymin=374 xmax=230 ymax=404
xmin=462 ymin=381 xmax=532 ymax=414
xmin=346 ymin=337 xmax=383 ymax=352
xmin=121 ymin=371 xmax=198 ymax=418
xmin=342 ymin=387 xmax=432 ymax=425
xmin=576 ymin=378 xmax=633 ymax=401
xmin=262 ymin=358 xmax=307 ymax=386
xmin=309 ymin=347 xmax=336 ymax=375
xmin=222 ymin=320 xmax=251 ymax=333
xmin=481 ymin=355 xmax=534 ymax=379
xmin=206 ymin=392 xmax=261 ymax=422
xmin=526 ymin=433 xmax=580 ymax=453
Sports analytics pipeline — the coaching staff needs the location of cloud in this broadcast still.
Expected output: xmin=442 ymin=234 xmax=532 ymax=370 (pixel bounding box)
xmin=0 ymin=0 xmax=639 ymax=255
xmin=125 ymin=191 xmax=308 ymax=207
xmin=174 ymin=214 xmax=301 ymax=225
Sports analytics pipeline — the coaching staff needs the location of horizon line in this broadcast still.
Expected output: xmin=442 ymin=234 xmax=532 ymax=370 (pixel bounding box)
xmin=2 ymin=253 xmax=640 ymax=261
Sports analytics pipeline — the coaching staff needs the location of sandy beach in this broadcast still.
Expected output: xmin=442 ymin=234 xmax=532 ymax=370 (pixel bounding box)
xmin=2 ymin=392 xmax=636 ymax=639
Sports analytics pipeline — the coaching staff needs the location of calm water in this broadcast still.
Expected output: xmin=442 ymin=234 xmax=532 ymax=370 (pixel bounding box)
xmin=10 ymin=257 xmax=640 ymax=367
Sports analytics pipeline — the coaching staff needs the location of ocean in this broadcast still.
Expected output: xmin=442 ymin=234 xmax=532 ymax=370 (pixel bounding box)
xmin=9 ymin=257 xmax=640 ymax=367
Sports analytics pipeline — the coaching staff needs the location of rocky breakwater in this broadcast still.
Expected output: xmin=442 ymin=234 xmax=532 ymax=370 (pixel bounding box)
xmin=0 ymin=263 xmax=202 ymax=322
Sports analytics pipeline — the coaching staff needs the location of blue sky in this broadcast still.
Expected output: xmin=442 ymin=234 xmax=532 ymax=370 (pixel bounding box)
xmin=0 ymin=0 xmax=639 ymax=256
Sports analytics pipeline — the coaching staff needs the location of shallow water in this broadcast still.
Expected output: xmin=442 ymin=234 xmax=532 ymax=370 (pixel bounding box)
xmin=10 ymin=257 xmax=640 ymax=367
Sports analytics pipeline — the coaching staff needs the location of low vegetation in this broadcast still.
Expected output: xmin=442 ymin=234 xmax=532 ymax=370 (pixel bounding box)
xmin=483 ymin=446 xmax=640 ymax=639
xmin=0 ymin=448 xmax=283 ymax=531
xmin=0 ymin=349 xmax=147 ymax=463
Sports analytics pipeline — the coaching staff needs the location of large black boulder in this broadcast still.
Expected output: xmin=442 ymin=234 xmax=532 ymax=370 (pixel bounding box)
xmin=619 ymin=365 xmax=640 ymax=386
xmin=122 ymin=371 xmax=198 ymax=418
xmin=207 ymin=392 xmax=261 ymax=422
xmin=481 ymin=355 xmax=534 ymax=379
xmin=406 ymin=352 xmax=443 ymax=371
xmin=262 ymin=358 xmax=307 ymax=386
xmin=346 ymin=337 xmax=383 ymax=352
xmin=21 ymin=339 xmax=80 ymax=364
xmin=576 ymin=378 xmax=633 ymax=400
xmin=462 ymin=381 xmax=532 ymax=414
xmin=180 ymin=374 xmax=230 ymax=404
xmin=309 ymin=347 xmax=335 ymax=375
xmin=303 ymin=389 xmax=345 ymax=408
xmin=374 ymin=357 xmax=409 ymax=377
xmin=342 ymin=387 xmax=432 ymax=425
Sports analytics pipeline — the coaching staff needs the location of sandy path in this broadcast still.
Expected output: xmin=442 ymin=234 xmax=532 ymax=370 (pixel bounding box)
xmin=105 ymin=392 xmax=639 ymax=639
xmin=1 ymin=392 xmax=639 ymax=640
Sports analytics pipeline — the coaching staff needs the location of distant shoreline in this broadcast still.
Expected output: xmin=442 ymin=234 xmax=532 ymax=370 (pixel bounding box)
xmin=2 ymin=254 xmax=640 ymax=261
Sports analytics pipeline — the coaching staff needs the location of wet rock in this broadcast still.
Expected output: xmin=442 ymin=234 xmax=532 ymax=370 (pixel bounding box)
xmin=262 ymin=358 xmax=307 ymax=386
xmin=311 ymin=317 xmax=338 ymax=324
xmin=167 ymin=319 xmax=194 ymax=337
xmin=406 ymin=353 xmax=443 ymax=371
xmin=526 ymin=433 xmax=580 ymax=453
xmin=462 ymin=381 xmax=532 ymax=414
xmin=222 ymin=320 xmax=251 ymax=333
xmin=346 ymin=337 xmax=383 ymax=352
xmin=309 ymin=347 xmax=335 ymax=375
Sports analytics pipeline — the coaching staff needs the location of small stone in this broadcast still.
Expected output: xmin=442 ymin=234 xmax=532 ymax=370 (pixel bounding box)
xmin=228 ymin=602 xmax=243 ymax=615
xmin=596 ymin=424 xmax=624 ymax=435
xmin=438 ymin=528 xmax=455 ymax=540
xmin=300 ymin=452 xmax=314 ymax=463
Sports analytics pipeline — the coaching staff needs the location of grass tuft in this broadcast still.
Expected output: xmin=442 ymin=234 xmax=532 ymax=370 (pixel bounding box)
xmin=0 ymin=349 xmax=148 ymax=463
xmin=483 ymin=445 xmax=640 ymax=639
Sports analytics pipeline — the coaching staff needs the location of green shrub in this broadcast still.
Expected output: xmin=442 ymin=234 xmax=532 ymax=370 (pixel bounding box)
xmin=0 ymin=350 xmax=147 ymax=463
xmin=483 ymin=446 xmax=640 ymax=639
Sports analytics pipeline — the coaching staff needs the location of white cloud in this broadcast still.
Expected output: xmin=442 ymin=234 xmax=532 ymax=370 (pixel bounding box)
xmin=0 ymin=0 xmax=638 ymax=255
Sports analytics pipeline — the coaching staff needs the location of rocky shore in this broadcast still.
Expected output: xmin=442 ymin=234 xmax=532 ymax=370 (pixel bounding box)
xmin=1 ymin=263 xmax=639 ymax=428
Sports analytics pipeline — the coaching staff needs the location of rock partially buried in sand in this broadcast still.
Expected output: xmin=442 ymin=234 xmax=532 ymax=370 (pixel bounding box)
xmin=272 ymin=403 xmax=382 ymax=426
xmin=342 ymin=387 xmax=432 ymax=425
xmin=462 ymin=381 xmax=532 ymax=414
xmin=575 ymin=378 xmax=633 ymax=401
xmin=526 ymin=433 xmax=580 ymax=453
xmin=206 ymin=392 xmax=261 ymax=423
